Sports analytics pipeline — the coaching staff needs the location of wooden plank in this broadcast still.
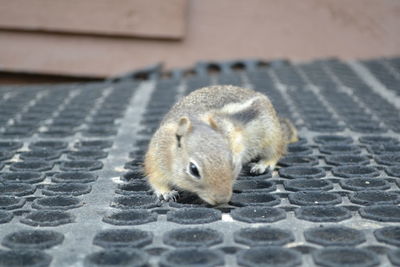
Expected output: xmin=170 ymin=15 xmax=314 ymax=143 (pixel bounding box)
xmin=0 ymin=0 xmax=399 ymax=78
xmin=0 ymin=0 xmax=186 ymax=39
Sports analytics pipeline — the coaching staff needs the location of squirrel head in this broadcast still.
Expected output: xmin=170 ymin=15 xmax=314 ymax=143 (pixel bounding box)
xmin=172 ymin=116 xmax=240 ymax=205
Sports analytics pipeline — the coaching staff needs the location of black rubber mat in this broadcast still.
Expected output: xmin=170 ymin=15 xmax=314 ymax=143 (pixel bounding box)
xmin=0 ymin=57 xmax=400 ymax=266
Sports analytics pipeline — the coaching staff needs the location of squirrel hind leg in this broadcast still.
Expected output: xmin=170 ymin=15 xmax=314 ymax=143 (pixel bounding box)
xmin=279 ymin=117 xmax=298 ymax=144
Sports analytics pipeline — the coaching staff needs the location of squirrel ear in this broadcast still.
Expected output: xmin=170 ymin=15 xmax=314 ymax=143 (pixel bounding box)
xmin=176 ymin=116 xmax=192 ymax=136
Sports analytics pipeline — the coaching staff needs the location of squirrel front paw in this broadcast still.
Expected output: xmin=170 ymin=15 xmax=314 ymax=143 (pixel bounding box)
xmin=249 ymin=161 xmax=276 ymax=175
xmin=249 ymin=163 xmax=268 ymax=175
xmin=155 ymin=190 xmax=179 ymax=202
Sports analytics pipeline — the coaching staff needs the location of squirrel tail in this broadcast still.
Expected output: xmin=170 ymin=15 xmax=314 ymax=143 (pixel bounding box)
xmin=279 ymin=117 xmax=298 ymax=144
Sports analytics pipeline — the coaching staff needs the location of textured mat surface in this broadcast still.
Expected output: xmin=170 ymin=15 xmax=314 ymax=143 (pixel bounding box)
xmin=0 ymin=57 xmax=400 ymax=266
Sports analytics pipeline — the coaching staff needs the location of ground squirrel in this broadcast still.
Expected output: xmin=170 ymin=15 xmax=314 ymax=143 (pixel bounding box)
xmin=144 ymin=85 xmax=297 ymax=205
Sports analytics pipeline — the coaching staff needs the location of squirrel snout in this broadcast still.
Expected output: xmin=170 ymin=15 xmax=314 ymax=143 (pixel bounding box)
xmin=213 ymin=195 xmax=232 ymax=205
xmin=201 ymin=191 xmax=232 ymax=206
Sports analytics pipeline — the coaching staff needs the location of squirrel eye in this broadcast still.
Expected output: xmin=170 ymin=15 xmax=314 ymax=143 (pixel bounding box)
xmin=189 ymin=162 xmax=201 ymax=178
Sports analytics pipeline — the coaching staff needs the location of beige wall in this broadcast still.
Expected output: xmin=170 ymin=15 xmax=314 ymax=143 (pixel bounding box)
xmin=0 ymin=0 xmax=399 ymax=78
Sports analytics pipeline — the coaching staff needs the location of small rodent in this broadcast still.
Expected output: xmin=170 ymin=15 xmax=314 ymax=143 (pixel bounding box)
xmin=144 ymin=85 xmax=297 ymax=205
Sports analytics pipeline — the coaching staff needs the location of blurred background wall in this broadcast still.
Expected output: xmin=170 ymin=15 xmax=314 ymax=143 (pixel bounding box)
xmin=0 ymin=0 xmax=399 ymax=82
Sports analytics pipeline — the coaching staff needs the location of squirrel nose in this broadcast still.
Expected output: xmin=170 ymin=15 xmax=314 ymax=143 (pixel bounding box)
xmin=212 ymin=192 xmax=232 ymax=205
